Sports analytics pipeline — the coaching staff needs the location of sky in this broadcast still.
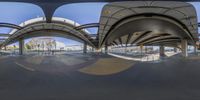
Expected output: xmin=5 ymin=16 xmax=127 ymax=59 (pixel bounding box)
xmin=54 ymin=3 xmax=107 ymax=34
xmin=0 ymin=2 xmax=44 ymax=34
xmin=53 ymin=3 xmax=107 ymax=45
xmin=0 ymin=2 xmax=199 ymax=46
xmin=54 ymin=37 xmax=81 ymax=45
xmin=189 ymin=2 xmax=200 ymax=33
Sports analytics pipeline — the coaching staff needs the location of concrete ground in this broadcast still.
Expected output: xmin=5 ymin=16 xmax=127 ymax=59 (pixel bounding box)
xmin=0 ymin=53 xmax=200 ymax=100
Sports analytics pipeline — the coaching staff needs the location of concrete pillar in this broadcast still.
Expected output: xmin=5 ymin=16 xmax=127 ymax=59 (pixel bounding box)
xmin=105 ymin=45 xmax=108 ymax=54
xmin=145 ymin=46 xmax=148 ymax=53
xmin=181 ymin=39 xmax=188 ymax=57
xmin=159 ymin=45 xmax=165 ymax=57
xmin=4 ymin=46 xmax=7 ymax=51
xmin=19 ymin=39 xmax=24 ymax=55
xmin=194 ymin=44 xmax=197 ymax=54
xmin=174 ymin=47 xmax=177 ymax=52
xmin=83 ymin=42 xmax=87 ymax=54
xmin=92 ymin=47 xmax=94 ymax=52
xmin=124 ymin=47 xmax=127 ymax=54
xmin=140 ymin=45 xmax=143 ymax=56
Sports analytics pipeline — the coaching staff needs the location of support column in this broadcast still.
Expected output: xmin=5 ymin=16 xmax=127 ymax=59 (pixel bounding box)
xmin=83 ymin=42 xmax=87 ymax=54
xmin=181 ymin=39 xmax=188 ymax=57
xmin=194 ymin=44 xmax=197 ymax=54
xmin=140 ymin=45 xmax=143 ymax=56
xmin=4 ymin=46 xmax=7 ymax=51
xmin=19 ymin=39 xmax=24 ymax=55
xmin=174 ymin=47 xmax=177 ymax=52
xmin=105 ymin=45 xmax=108 ymax=54
xmin=124 ymin=47 xmax=127 ymax=55
xmin=159 ymin=45 xmax=165 ymax=57
xmin=92 ymin=47 xmax=94 ymax=52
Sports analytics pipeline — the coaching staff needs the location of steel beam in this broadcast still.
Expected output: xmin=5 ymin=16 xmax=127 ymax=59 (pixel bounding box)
xmin=130 ymin=31 xmax=152 ymax=45
xmin=0 ymin=23 xmax=22 ymax=29
xmin=74 ymin=23 xmax=99 ymax=30
xmin=0 ymin=34 xmax=10 ymax=37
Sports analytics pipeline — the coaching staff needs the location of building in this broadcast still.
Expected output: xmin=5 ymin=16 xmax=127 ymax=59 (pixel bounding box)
xmin=26 ymin=37 xmax=65 ymax=50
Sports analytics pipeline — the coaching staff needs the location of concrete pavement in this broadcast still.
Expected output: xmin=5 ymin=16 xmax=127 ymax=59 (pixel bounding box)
xmin=0 ymin=53 xmax=200 ymax=100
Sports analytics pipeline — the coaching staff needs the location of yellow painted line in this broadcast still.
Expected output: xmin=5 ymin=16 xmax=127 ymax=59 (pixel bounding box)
xmin=79 ymin=58 xmax=135 ymax=75
xmin=15 ymin=62 xmax=35 ymax=71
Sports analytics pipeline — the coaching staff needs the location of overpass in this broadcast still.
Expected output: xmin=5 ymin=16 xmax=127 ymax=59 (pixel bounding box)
xmin=0 ymin=1 xmax=199 ymax=57
xmin=0 ymin=0 xmax=198 ymax=23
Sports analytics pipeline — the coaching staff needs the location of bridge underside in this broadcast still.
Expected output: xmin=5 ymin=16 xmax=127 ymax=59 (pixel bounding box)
xmin=97 ymin=1 xmax=199 ymax=57
xmin=0 ymin=1 xmax=199 ymax=57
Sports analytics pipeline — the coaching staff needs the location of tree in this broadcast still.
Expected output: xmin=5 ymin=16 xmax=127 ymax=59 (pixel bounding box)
xmin=25 ymin=44 xmax=31 ymax=50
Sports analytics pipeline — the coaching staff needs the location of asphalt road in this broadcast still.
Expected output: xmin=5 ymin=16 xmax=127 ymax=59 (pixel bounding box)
xmin=0 ymin=53 xmax=200 ymax=100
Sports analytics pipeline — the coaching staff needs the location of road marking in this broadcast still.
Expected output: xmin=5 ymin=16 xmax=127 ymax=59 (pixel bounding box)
xmin=15 ymin=62 xmax=35 ymax=71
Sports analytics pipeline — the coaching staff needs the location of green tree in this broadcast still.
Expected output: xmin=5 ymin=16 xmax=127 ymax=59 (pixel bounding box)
xmin=25 ymin=44 xmax=31 ymax=50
